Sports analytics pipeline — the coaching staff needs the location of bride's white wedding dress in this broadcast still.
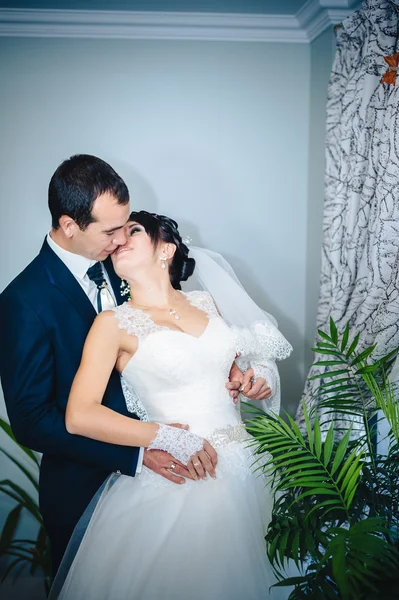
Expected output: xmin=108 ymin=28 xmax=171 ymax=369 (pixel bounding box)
xmin=51 ymin=291 xmax=286 ymax=600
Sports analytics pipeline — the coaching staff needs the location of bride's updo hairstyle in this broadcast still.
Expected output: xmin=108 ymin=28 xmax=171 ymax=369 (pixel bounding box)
xmin=129 ymin=210 xmax=195 ymax=290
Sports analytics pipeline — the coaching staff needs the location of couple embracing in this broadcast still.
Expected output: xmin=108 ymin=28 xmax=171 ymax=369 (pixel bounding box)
xmin=0 ymin=154 xmax=292 ymax=600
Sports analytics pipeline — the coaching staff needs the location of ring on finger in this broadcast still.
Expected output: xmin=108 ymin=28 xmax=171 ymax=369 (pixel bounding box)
xmin=193 ymin=461 xmax=201 ymax=467
xmin=170 ymin=462 xmax=176 ymax=470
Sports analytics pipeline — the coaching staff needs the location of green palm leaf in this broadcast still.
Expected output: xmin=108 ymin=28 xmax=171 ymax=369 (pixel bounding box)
xmin=318 ymin=519 xmax=399 ymax=599
xmin=341 ymin=323 xmax=350 ymax=352
xmin=0 ymin=417 xmax=52 ymax=591
xmin=346 ymin=332 xmax=360 ymax=358
xmin=0 ymin=480 xmax=42 ymax=522
xmin=0 ymin=448 xmax=39 ymax=491
xmin=0 ymin=505 xmax=23 ymax=552
xmin=1 ymin=556 xmax=28 ymax=584
xmin=247 ymin=402 xmax=363 ymax=520
xmin=329 ymin=317 xmax=338 ymax=345
xmin=0 ymin=418 xmax=39 ymax=467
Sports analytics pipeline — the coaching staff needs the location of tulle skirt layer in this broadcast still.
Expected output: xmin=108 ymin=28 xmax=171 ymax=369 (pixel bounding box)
xmin=51 ymin=442 xmax=287 ymax=600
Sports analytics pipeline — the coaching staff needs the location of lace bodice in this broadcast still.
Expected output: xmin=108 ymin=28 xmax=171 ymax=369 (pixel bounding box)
xmin=114 ymin=291 xmax=282 ymax=435
xmin=114 ymin=291 xmax=219 ymax=343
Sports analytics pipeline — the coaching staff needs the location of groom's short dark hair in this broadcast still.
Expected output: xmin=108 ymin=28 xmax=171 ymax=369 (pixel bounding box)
xmin=48 ymin=154 xmax=129 ymax=230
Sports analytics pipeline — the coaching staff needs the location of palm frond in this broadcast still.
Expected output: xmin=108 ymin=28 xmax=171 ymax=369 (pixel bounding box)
xmin=251 ymin=318 xmax=399 ymax=598
xmin=247 ymin=401 xmax=364 ymax=526
xmin=0 ymin=448 xmax=39 ymax=491
xmin=319 ymin=519 xmax=399 ymax=599
xmin=0 ymin=418 xmax=39 ymax=466
xmin=0 ymin=480 xmax=42 ymax=522
xmin=0 ymin=417 xmax=52 ymax=592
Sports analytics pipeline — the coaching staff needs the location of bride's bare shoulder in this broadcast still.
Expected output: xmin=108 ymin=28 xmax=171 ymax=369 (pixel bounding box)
xmin=91 ymin=308 xmax=122 ymax=333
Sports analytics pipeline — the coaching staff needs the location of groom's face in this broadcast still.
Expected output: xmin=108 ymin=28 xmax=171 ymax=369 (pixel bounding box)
xmin=72 ymin=192 xmax=130 ymax=262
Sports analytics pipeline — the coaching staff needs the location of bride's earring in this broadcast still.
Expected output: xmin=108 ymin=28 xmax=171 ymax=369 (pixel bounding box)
xmin=160 ymin=254 xmax=167 ymax=269
xmin=120 ymin=279 xmax=131 ymax=298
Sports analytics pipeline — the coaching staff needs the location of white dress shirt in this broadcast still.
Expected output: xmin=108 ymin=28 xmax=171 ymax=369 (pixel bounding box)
xmin=46 ymin=233 xmax=116 ymax=311
xmin=47 ymin=233 xmax=144 ymax=473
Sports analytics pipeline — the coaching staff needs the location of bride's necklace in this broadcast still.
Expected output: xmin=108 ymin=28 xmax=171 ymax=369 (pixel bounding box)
xmin=133 ymin=294 xmax=182 ymax=321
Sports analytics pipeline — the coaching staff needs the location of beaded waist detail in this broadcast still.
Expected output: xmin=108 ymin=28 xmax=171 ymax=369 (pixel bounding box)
xmin=206 ymin=423 xmax=250 ymax=448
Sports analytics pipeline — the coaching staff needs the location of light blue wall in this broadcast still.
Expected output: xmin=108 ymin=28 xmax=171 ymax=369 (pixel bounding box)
xmin=305 ymin=27 xmax=336 ymax=371
xmin=0 ymin=37 xmax=310 ymax=413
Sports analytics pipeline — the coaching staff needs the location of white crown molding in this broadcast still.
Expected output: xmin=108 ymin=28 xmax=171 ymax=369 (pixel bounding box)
xmin=0 ymin=9 xmax=307 ymax=42
xmin=319 ymin=0 xmax=359 ymax=7
xmin=297 ymin=0 xmax=360 ymax=41
xmin=0 ymin=2 xmax=360 ymax=43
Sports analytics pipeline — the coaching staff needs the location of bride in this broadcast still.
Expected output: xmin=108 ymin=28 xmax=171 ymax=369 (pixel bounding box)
xmin=49 ymin=210 xmax=292 ymax=600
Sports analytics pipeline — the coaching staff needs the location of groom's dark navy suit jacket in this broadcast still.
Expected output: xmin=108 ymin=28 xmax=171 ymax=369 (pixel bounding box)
xmin=0 ymin=239 xmax=140 ymax=574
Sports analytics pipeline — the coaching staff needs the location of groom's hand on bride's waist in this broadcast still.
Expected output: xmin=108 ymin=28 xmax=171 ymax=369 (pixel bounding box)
xmin=143 ymin=423 xmax=195 ymax=485
xmin=143 ymin=449 xmax=193 ymax=484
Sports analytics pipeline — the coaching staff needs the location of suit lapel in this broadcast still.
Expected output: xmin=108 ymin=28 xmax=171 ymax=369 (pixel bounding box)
xmin=39 ymin=239 xmax=96 ymax=323
xmin=104 ymin=256 xmax=124 ymax=306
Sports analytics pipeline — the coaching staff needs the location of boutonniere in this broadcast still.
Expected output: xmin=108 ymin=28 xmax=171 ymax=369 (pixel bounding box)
xmin=381 ymin=52 xmax=399 ymax=85
xmin=120 ymin=279 xmax=131 ymax=299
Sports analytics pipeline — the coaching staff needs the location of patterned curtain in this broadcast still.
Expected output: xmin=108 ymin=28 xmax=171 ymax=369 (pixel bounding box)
xmin=296 ymin=0 xmax=399 ymax=429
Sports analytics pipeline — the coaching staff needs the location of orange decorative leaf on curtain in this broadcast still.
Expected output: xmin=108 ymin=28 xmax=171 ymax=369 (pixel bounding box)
xmin=381 ymin=52 xmax=399 ymax=85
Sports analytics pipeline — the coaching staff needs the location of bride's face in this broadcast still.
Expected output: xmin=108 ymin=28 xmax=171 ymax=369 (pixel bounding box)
xmin=111 ymin=221 xmax=162 ymax=279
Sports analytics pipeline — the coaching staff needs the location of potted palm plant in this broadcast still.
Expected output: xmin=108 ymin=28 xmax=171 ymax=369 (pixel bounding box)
xmin=247 ymin=318 xmax=399 ymax=599
xmin=0 ymin=418 xmax=51 ymax=595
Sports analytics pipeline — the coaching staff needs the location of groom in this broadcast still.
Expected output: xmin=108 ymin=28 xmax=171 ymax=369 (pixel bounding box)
xmin=0 ymin=154 xmax=272 ymax=576
xmin=0 ymin=155 xmax=199 ymax=576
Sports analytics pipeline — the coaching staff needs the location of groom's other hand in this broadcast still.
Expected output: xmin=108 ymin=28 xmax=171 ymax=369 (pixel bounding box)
xmin=143 ymin=449 xmax=193 ymax=483
xmin=240 ymin=368 xmax=272 ymax=401
xmin=143 ymin=423 xmax=194 ymax=484
xmin=226 ymin=362 xmax=244 ymax=403
xmin=227 ymin=366 xmax=272 ymax=403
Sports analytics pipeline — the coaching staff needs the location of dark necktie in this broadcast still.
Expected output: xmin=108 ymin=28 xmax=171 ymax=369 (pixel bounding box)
xmin=86 ymin=262 xmax=107 ymax=313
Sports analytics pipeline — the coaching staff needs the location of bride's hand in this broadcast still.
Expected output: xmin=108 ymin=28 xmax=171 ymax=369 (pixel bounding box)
xmin=186 ymin=440 xmax=218 ymax=480
xmin=148 ymin=424 xmax=218 ymax=479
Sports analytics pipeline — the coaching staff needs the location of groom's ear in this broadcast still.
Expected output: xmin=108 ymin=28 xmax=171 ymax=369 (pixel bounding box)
xmin=59 ymin=215 xmax=77 ymax=239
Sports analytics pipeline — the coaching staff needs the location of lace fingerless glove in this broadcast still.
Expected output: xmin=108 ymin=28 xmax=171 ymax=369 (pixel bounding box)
xmin=148 ymin=424 xmax=204 ymax=465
